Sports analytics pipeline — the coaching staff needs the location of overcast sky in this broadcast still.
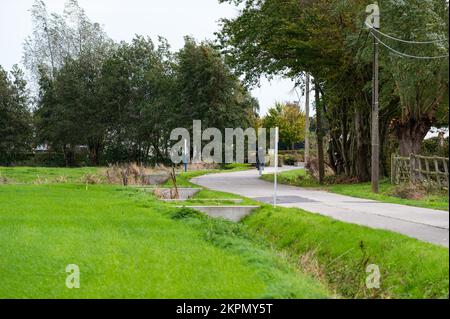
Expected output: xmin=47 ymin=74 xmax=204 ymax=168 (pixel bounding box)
xmin=0 ymin=0 xmax=307 ymax=115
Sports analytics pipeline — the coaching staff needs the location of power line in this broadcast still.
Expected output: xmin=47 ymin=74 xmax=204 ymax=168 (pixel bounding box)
xmin=365 ymin=22 xmax=448 ymax=44
xmin=370 ymin=31 xmax=449 ymax=60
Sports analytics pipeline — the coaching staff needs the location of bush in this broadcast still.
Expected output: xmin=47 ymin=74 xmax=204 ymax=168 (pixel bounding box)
xmin=80 ymin=173 xmax=103 ymax=185
xmin=222 ymin=163 xmax=252 ymax=170
xmin=421 ymin=136 xmax=449 ymax=158
xmin=280 ymin=153 xmax=303 ymax=166
xmin=391 ymin=182 xmax=427 ymax=200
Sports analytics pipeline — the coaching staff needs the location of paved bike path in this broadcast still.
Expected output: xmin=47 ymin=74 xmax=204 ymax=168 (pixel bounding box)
xmin=192 ymin=167 xmax=449 ymax=247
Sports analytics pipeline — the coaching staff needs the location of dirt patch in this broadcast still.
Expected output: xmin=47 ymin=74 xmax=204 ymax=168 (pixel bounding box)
xmin=0 ymin=176 xmax=12 ymax=184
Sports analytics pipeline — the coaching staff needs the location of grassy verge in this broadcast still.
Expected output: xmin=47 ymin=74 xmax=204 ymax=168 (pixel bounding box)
xmin=0 ymin=182 xmax=327 ymax=298
xmin=242 ymin=205 xmax=449 ymax=299
xmin=162 ymin=164 xmax=253 ymax=188
xmin=0 ymin=164 xmax=252 ymax=187
xmin=0 ymin=166 xmax=102 ymax=184
xmin=262 ymin=169 xmax=449 ymax=211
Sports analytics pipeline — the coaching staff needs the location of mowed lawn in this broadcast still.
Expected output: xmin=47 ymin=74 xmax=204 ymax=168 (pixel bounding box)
xmin=0 ymin=181 xmax=328 ymax=299
xmin=262 ymin=169 xmax=449 ymax=211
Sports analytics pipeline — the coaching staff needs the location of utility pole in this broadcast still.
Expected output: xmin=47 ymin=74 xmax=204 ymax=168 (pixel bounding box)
xmin=315 ymin=83 xmax=325 ymax=185
xmin=304 ymin=74 xmax=310 ymax=166
xmin=366 ymin=3 xmax=380 ymax=193
xmin=371 ymin=32 xmax=380 ymax=193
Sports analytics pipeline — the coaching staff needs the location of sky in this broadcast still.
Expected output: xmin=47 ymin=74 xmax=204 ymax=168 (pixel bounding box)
xmin=0 ymin=0 xmax=306 ymax=115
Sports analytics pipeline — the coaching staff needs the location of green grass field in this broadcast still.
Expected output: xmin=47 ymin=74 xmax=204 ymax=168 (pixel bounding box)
xmin=1 ymin=166 xmax=448 ymax=299
xmin=0 ymin=170 xmax=327 ymax=298
xmin=262 ymin=169 xmax=449 ymax=211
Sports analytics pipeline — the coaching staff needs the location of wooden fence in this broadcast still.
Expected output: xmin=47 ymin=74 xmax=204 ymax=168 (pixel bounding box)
xmin=391 ymin=154 xmax=449 ymax=189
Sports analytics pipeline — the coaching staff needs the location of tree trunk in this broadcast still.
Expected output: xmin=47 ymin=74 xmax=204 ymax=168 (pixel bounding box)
xmin=88 ymin=140 xmax=102 ymax=166
xmin=62 ymin=145 xmax=69 ymax=168
xmin=394 ymin=118 xmax=431 ymax=157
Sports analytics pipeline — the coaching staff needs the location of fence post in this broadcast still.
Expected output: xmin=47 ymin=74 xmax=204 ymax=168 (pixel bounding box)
xmin=443 ymin=158 xmax=449 ymax=187
xmin=424 ymin=158 xmax=431 ymax=183
xmin=434 ymin=157 xmax=442 ymax=188
xmin=409 ymin=154 xmax=415 ymax=184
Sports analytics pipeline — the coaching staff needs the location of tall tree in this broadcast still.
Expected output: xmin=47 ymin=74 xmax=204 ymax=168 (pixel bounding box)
xmin=0 ymin=65 xmax=32 ymax=165
xmin=175 ymin=37 xmax=256 ymax=131
xmin=23 ymin=0 xmax=111 ymax=81
xmin=380 ymin=0 xmax=449 ymax=156
xmin=263 ymin=102 xmax=305 ymax=150
xmin=218 ymin=0 xmax=448 ymax=181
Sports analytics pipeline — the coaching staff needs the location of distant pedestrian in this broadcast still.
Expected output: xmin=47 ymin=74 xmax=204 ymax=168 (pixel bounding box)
xmin=258 ymin=147 xmax=265 ymax=176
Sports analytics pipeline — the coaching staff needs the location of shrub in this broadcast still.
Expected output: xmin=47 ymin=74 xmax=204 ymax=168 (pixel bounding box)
xmin=391 ymin=183 xmax=427 ymax=200
xmin=0 ymin=175 xmax=12 ymax=184
xmin=80 ymin=173 xmax=103 ymax=185
xmin=222 ymin=163 xmax=252 ymax=170
xmin=421 ymin=136 xmax=449 ymax=158
xmin=281 ymin=154 xmax=303 ymax=166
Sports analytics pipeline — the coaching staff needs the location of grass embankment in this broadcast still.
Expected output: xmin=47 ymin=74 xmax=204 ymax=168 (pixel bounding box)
xmin=165 ymin=169 xmax=449 ymax=299
xmin=262 ymin=169 xmax=449 ymax=211
xmin=0 ymin=180 xmax=327 ymax=298
xmin=242 ymin=206 xmax=449 ymax=299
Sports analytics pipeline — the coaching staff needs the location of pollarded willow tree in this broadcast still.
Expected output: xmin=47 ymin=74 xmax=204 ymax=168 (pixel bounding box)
xmin=379 ymin=0 xmax=449 ymax=156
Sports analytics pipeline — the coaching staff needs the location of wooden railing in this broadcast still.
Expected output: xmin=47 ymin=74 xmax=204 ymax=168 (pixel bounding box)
xmin=391 ymin=154 xmax=449 ymax=189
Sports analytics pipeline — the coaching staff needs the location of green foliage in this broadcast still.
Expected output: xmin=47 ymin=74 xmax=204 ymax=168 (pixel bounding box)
xmin=421 ymin=136 xmax=449 ymax=158
xmin=175 ymin=37 xmax=257 ymax=131
xmin=263 ymin=102 xmax=305 ymax=149
xmin=218 ymin=0 xmax=449 ymax=177
xmin=280 ymin=153 xmax=303 ymax=166
xmin=18 ymin=1 xmax=258 ymax=167
xmin=222 ymin=163 xmax=252 ymax=170
xmin=30 ymin=32 xmax=256 ymax=166
xmin=0 ymin=65 xmax=32 ymax=165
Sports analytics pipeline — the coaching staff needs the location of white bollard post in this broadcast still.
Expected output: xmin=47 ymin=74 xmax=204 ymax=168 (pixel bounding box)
xmin=184 ymin=138 xmax=188 ymax=172
xmin=273 ymin=127 xmax=279 ymax=207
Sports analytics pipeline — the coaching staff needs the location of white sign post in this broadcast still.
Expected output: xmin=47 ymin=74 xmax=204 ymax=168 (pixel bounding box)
xmin=273 ymin=127 xmax=279 ymax=207
xmin=183 ymin=138 xmax=188 ymax=172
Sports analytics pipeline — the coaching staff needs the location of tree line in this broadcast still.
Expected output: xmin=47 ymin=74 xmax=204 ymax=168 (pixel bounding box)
xmin=217 ymin=0 xmax=449 ymax=182
xmin=0 ymin=0 xmax=258 ymax=166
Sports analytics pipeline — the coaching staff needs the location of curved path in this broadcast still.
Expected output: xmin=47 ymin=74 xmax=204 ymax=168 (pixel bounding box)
xmin=192 ymin=167 xmax=449 ymax=247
